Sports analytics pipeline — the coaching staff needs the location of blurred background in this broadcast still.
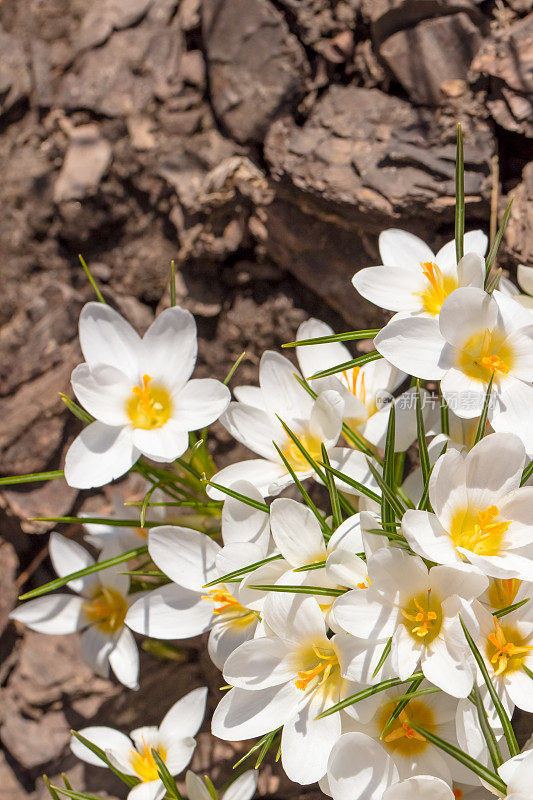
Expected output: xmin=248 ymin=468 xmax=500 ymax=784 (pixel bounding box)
xmin=0 ymin=0 xmax=531 ymax=797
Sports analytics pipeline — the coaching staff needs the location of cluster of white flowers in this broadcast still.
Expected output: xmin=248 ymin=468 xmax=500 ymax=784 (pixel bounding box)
xmin=8 ymin=179 xmax=533 ymax=800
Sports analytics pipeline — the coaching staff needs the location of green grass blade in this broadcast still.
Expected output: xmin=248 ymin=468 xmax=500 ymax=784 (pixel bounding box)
xmin=204 ymin=481 xmax=270 ymax=513
xmin=50 ymin=788 xmax=105 ymax=800
xmin=415 ymin=381 xmax=430 ymax=486
xmin=0 ymin=470 xmax=64 ymax=486
xmin=319 ymin=460 xmax=381 ymax=505
xmin=372 ymin=637 xmax=392 ymax=679
xmin=31 ymin=516 xmax=161 ymax=528
xmin=233 ymin=729 xmax=280 ymax=769
xmin=321 ymin=444 xmax=342 ymax=530
xmin=455 ymin=123 xmax=464 ymax=264
xmin=60 ymin=394 xmax=94 ymax=424
xmin=460 ymin=616 xmax=519 ymax=757
xmin=224 ymin=351 xmax=246 ymax=385
xmin=315 ymin=673 xmax=424 ymax=720
xmin=380 ymin=675 xmax=424 ymax=739
xmin=520 ymin=459 xmax=533 ymax=486
xmin=309 ymin=351 xmax=382 ymax=380
xmin=273 ymin=439 xmax=332 ymax=537
xmin=292 ymin=560 xmax=328 ymax=572
xmin=203 ymin=554 xmax=283 ymax=588
xmin=170 ymin=260 xmax=176 ymax=306
xmin=248 ymin=584 xmax=344 ymax=597
xmin=283 ymin=330 xmax=381 ymax=348
xmin=470 ymin=682 xmax=504 ymax=770
xmin=78 ymin=255 xmax=106 ymax=303
xmin=493 ymin=597 xmax=530 ymax=618
xmin=440 ymin=389 xmax=450 ymax=436
xmin=473 ymin=373 xmax=494 ymax=445
xmin=381 ymin=402 xmax=397 ymax=534
xmin=410 ymin=724 xmax=506 ymax=794
xmin=366 ymin=459 xmax=406 ymax=520
xmin=43 ymin=776 xmax=62 ymax=800
xmin=151 ymin=749 xmax=182 ymax=799
xmin=18 ymin=546 xmax=148 ymax=601
xmin=485 ymin=199 xmax=513 ymax=283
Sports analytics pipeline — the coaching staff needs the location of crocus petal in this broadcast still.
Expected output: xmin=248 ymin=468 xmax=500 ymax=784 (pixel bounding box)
xmin=108 ymin=627 xmax=139 ymax=690
xmin=352 ymin=266 xmax=426 ymax=312
xmin=505 ymin=668 xmax=533 ymax=713
xmin=64 ymin=422 xmax=139 ymax=489
xmin=270 ymin=498 xmax=326 ymax=567
xmin=70 ymin=726 xmax=133 ymax=768
xmin=10 ymin=595 xmax=84 ymax=634
xmin=49 ymin=532 xmax=98 ymax=596
xmin=160 ymin=686 xmax=208 ymax=740
xmin=186 ymin=772 xmax=212 ymax=800
xmin=375 ymin=316 xmax=446 ymax=380
xmin=80 ymin=626 xmax=114 ymax=678
xmin=131 ymin=421 xmax=189 ymax=463
xmin=141 ymin=305 xmax=197 ymax=391
xmin=211 ymin=683 xmax=301 ymax=741
xmin=500 ymin=750 xmax=533 ymax=793
xmin=221 ymin=481 xmax=269 ymax=552
xmin=455 ymin=252 xmax=485 ymax=287
xmin=163 ymin=738 xmax=196 ymax=776
xmin=494 ymin=289 xmax=533 ymax=333
xmin=223 ymin=636 xmax=294 ymax=689
xmin=333 ymin=589 xmax=399 ymax=640
xmin=71 ymin=363 xmax=131 ymax=426
xmin=208 ymin=619 xmax=257 ymax=671
xmin=309 ymin=390 xmax=344 ymax=446
xmin=428 ymin=449 xmax=467 ymax=531
xmin=402 ymin=510 xmax=461 ymax=566
xmin=440 ymin=367 xmax=487 ymax=419
xmin=491 ymin=378 xmax=533 ymax=454
xmin=232 ymin=386 xmax=266 ymax=410
xmin=327 ymin=732 xmax=399 ymax=800
xmin=148 ymin=526 xmax=219 ymax=590
xmin=464 ymin=432 xmax=524 ymax=508
xmin=127 ymin=781 xmax=166 ymax=800
xmin=220 ymin=402 xmax=280 ymax=460
xmin=173 ymin=378 xmax=230 ymax=430
xmin=379 ymin=229 xmax=435 ymax=271
xmin=296 ymin=318 xmax=351 ymax=380
xmin=259 ymin=350 xmax=312 ymax=423
xmin=263 ymin=593 xmax=326 ymax=644
xmin=281 ymin=688 xmax=341 ymax=784
xmin=126 ymin=584 xmax=213 ymax=639
xmin=439 ymin=287 xmax=498 ymax=350
xmin=382 ymin=776 xmax=454 ymax=800
xmin=422 ymin=634 xmax=473 ymax=698
xmin=79 ymin=302 xmax=141 ymax=381
xmin=392 ymin=624 xmax=421 ymax=680
xmin=207 ymin=460 xmax=288 ymax=500
xmin=428 ymin=563 xmax=488 ymax=601
xmin=222 ymin=770 xmax=258 ymax=800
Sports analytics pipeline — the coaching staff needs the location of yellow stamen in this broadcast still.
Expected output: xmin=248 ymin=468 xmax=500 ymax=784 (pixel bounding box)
xmin=488 ymin=578 xmax=521 ymax=611
xmin=130 ymin=738 xmax=167 ymax=783
xmin=451 ymin=505 xmax=510 ymax=557
xmin=487 ymin=617 xmax=533 ymax=676
xmin=378 ymin=699 xmax=435 ymax=756
xmin=280 ymin=431 xmax=323 ymax=473
xmin=401 ymin=591 xmax=442 ymax=643
xmin=415 ymin=261 xmax=457 ymax=316
xmin=126 ymin=374 xmax=172 ymax=429
xmin=201 ymin=589 xmax=257 ymax=627
xmin=458 ymin=328 xmax=513 ymax=383
xmin=83 ymin=587 xmax=128 ymax=634
xmin=294 ymin=645 xmax=339 ymax=691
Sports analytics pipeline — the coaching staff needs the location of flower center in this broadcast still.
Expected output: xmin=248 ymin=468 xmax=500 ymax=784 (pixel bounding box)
xmin=281 ymin=431 xmax=323 ymax=473
xmin=378 ymin=699 xmax=435 ymax=756
xmin=451 ymin=506 xmax=510 ymax=557
xmin=488 ymin=578 xmax=521 ymax=611
xmin=295 ymin=644 xmax=339 ymax=691
xmin=401 ymin=591 xmax=442 ymax=643
xmin=126 ymin=374 xmax=172 ymax=429
xmin=416 ymin=261 xmax=457 ymax=316
xmin=83 ymin=587 xmax=128 ymax=633
xmin=457 ymin=328 xmax=513 ymax=383
xmin=486 ymin=618 xmax=532 ymax=676
xmin=201 ymin=589 xmax=257 ymax=628
xmin=130 ymin=740 xmax=167 ymax=783
xmin=453 ymin=790 xmax=464 ymax=800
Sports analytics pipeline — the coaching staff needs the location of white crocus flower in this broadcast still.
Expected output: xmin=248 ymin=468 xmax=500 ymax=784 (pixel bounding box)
xmin=497 ymin=749 xmax=533 ymax=799
xmin=127 ymin=484 xmax=273 ymax=669
xmin=83 ymin=487 xmax=166 ymax=555
xmin=185 ymin=770 xmax=257 ymax=800
xmin=500 ymin=265 xmax=533 ymax=312
xmin=71 ymin=686 xmax=207 ymax=800
xmin=353 ymin=229 xmax=486 ymax=320
xmin=376 ymin=288 xmax=533 ymax=438
xmin=65 ymin=302 xmax=230 ymax=489
xmin=212 ymin=593 xmax=360 ymax=785
xmin=296 ymin=319 xmax=429 ymax=451
xmin=207 ymin=350 xmax=372 ymax=499
xmin=10 ymin=533 xmax=139 ymax=689
xmin=469 ymin=596 xmax=533 ymax=713
xmin=326 ymin=732 xmax=455 ymax=800
xmin=402 ymin=433 xmax=533 ymax=581
xmin=333 ymin=547 xmax=487 ymax=697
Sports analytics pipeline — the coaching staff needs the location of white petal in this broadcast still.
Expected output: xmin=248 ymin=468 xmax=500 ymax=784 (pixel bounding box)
xmin=327 ymin=514 xmax=363 ymax=554
xmin=429 ymin=448 xmax=467 ymax=531
xmin=270 ymin=498 xmax=326 ymax=567
xmin=281 ymin=689 xmax=341 ymax=784
xmin=141 ymin=306 xmax=197 ymax=391
xmin=439 ymin=287 xmax=497 ymax=350
xmin=518 ymin=264 xmax=533 ymax=296
xmin=232 ymin=385 xmax=266 ymax=409
xmin=383 ymin=776 xmax=454 ymax=800
xmin=131 ymin=421 xmax=189 ymax=462
xmin=10 ymin=595 xmax=84 ymax=634
xmin=163 ymin=737 xmax=196 ymax=775
xmin=64 ymin=422 xmax=139 ymax=489
xmin=221 ymin=481 xmax=269 ymax=552
xmin=392 ymin=624 xmax=420 ymax=680
xmin=207 ymin=460 xmax=288 ymax=500
xmin=263 ymin=592 xmax=326 ymax=644
xmin=79 ymin=301 xmax=141 ymax=381
xmin=375 ymin=317 xmax=446 ymax=380
xmin=422 ymin=634 xmax=473 ymax=698
xmin=160 ymin=686 xmax=208 ymax=739
xmin=402 ymin=510 xmax=460 ymax=566
xmin=127 ymin=781 xmax=165 ymax=800
xmin=352 ymin=266 xmax=426 ymax=312
xmin=379 ymin=229 xmax=434 ymax=271
xmin=70 ymin=726 xmax=133 ymax=768
xmin=309 ymin=390 xmax=343 ymax=445
xmin=148 ymin=526 xmax=219 ymax=590
xmin=333 ymin=589 xmax=399 ymax=640
xmin=501 ymin=326 xmax=533 ymax=381
xmin=336 ymin=633 xmax=393 ymax=684
xmin=440 ymin=367 xmax=487 ymax=419
xmin=80 ymin=627 xmax=114 ymax=678
xmin=259 ymin=350 xmax=312 ymax=423
xmin=504 ymin=668 xmax=533 ymax=713
xmin=296 ymin=319 xmax=351 ymax=380
xmin=367 ymin=547 xmax=428 ymax=600
xmin=220 ymin=402 xmax=280 ymax=459
xmin=428 ymin=563 xmax=488 ymax=601
xmin=327 ymin=447 xmax=378 ymax=497
xmin=108 ymin=627 xmax=139 ymax=690
xmin=500 ymin=750 xmax=533 ymax=793
xmin=186 ymin=772 xmax=213 ymax=800
xmin=436 ymin=231 xmax=487 ymax=272
xmin=208 ymin=618 xmax=257 ymax=670
xmin=71 ymin=363 xmax=131 ymax=425
xmin=222 ymin=771 xmax=258 ymax=800
xmin=126 ymin=584 xmax=213 ymax=638
xmin=456 ymin=252 xmax=486 ymax=288
xmin=211 ymin=684 xmax=301 ymax=741
xmin=491 ymin=378 xmax=533 ymax=454
xmin=494 ymin=288 xmax=533 ymax=333
xmin=327 ymin=732 xmax=398 ymax=800
xmin=465 ymin=432 xmax=524 ymax=507
xmin=173 ymin=379 xmax=230 ymax=430
xmin=49 ymin=532 xmax=97 ymax=596
xmin=223 ymin=636 xmax=294 ymax=689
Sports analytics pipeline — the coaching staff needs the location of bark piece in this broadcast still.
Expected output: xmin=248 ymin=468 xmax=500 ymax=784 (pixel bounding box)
xmin=54 ymin=124 xmax=112 ymax=203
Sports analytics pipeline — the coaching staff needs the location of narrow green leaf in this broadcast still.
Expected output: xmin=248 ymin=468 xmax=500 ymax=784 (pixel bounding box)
xmin=204 ymin=777 xmax=218 ymax=800
xmin=31 ymin=516 xmax=160 ymax=528
xmin=440 ymin=389 xmax=450 ymax=436
xmin=78 ymin=254 xmax=106 ymax=303
xmin=485 ymin=267 xmax=502 ymax=295
xmin=0 ymin=470 xmax=64 ymax=486
xmin=315 ymin=673 xmax=424 ymax=720
xmin=224 ymin=351 xmax=246 ymax=385
xmin=473 ymin=373 xmax=494 ymax=445
xmin=380 ymin=675 xmax=424 ymax=739
xmin=204 ymin=481 xmax=270 ymax=513
xmin=309 ymin=351 xmax=382 ymax=381
xmin=203 ymin=554 xmax=283 ymax=588
xmin=293 ymin=560 xmax=328 ymax=572
xmin=233 ymin=729 xmax=281 ymax=769
xmin=50 ymin=787 xmax=105 ymax=800
xmin=485 ymin=199 xmax=513 ymax=283
xmin=248 ymin=584 xmax=344 ymax=597
xmin=366 ymin=459 xmax=406 ymax=520
xmin=381 ymin=402 xmax=397 ymax=534
xmin=410 ymin=724 xmax=507 ymax=794
xmin=460 ymin=616 xmax=519 ymax=757
xmin=321 ymin=444 xmax=342 ymax=530
xmin=524 ymin=665 xmax=533 ymax=681
xmin=151 ymin=748 xmax=181 ymax=799
xmin=273 ymin=439 xmax=332 ymax=537
xmin=43 ymin=776 xmax=61 ymax=800
xmin=283 ymin=329 xmax=381 ymax=348
xmin=19 ymin=546 xmax=148 ymax=601
xmin=493 ymin=597 xmax=530 ymax=619
xmin=319 ymin=460 xmax=381 ymax=506
xmin=520 ymin=458 xmax=533 ymax=486
xmin=61 ymin=774 xmax=73 ymax=791
xmin=415 ymin=381 xmax=430 ymax=486
xmin=455 ymin=123 xmax=465 ymax=264
xmin=470 ymin=682 xmax=503 ymax=770
xmin=170 ymin=260 xmax=177 ymax=306
xmin=70 ymin=732 xmax=138 ymax=787
xmin=372 ymin=637 xmax=392 ymax=679
xmin=60 ymin=394 xmax=94 ymax=424
xmin=418 ymin=441 xmax=447 ymax=512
